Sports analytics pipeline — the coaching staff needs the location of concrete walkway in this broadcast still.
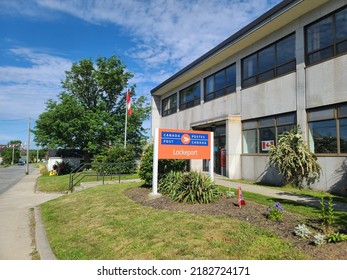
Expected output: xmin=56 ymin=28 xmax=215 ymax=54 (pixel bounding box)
xmin=0 ymin=168 xmax=63 ymax=260
xmin=0 ymin=170 xmax=346 ymax=260
xmin=214 ymin=177 xmax=347 ymax=212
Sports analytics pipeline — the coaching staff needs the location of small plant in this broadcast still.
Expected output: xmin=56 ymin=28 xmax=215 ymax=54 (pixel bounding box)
xmin=327 ymin=232 xmax=347 ymax=244
xmin=267 ymin=202 xmax=284 ymax=222
xmin=320 ymin=196 xmax=335 ymax=232
xmin=225 ymin=189 xmax=235 ymax=198
xmin=160 ymin=171 xmax=222 ymax=204
xmin=313 ymin=233 xmax=326 ymax=246
xmin=294 ymin=224 xmax=312 ymax=239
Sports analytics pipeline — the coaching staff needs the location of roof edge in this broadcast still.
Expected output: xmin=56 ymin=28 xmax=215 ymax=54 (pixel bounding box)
xmin=150 ymin=0 xmax=301 ymax=95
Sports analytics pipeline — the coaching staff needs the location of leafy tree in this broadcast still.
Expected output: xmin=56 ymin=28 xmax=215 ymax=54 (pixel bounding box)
xmin=268 ymin=127 xmax=321 ymax=188
xmin=33 ymin=55 xmax=150 ymax=161
xmin=1 ymin=140 xmax=21 ymax=164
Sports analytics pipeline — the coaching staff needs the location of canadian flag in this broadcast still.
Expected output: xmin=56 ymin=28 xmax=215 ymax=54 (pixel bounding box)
xmin=262 ymin=140 xmax=274 ymax=151
xmin=126 ymin=89 xmax=132 ymax=116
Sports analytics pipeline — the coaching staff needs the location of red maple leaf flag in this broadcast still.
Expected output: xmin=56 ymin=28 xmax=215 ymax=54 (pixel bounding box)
xmin=126 ymin=89 xmax=132 ymax=116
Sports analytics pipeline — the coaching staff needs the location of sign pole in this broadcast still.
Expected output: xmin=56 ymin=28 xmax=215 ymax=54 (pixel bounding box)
xmin=151 ymin=128 xmax=159 ymax=195
xmin=209 ymin=132 xmax=214 ymax=182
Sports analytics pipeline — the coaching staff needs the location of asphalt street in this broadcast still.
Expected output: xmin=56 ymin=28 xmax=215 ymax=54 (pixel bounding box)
xmin=0 ymin=164 xmax=34 ymax=194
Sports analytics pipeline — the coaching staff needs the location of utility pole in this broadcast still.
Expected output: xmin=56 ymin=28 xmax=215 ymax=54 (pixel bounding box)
xmin=25 ymin=117 xmax=30 ymax=175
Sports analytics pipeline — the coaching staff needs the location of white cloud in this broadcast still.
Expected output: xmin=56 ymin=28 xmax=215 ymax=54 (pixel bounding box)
xmin=34 ymin=0 xmax=281 ymax=71
xmin=0 ymin=48 xmax=72 ymax=119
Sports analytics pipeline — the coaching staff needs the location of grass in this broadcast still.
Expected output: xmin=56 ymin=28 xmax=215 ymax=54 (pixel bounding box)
xmin=40 ymin=182 xmax=308 ymax=260
xmin=230 ymin=179 xmax=347 ymax=203
xmin=218 ymin=185 xmax=347 ymax=229
xmin=37 ymin=172 xmax=139 ymax=192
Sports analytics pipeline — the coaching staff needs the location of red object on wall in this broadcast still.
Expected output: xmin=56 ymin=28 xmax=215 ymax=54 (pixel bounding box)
xmin=220 ymin=148 xmax=226 ymax=168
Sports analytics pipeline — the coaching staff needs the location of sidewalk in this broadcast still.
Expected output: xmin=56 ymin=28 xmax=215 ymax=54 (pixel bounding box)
xmin=0 ymin=168 xmax=63 ymax=260
xmin=214 ymin=176 xmax=347 ymax=212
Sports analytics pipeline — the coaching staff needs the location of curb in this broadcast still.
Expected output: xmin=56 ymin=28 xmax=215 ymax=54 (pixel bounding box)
xmin=34 ymin=207 xmax=57 ymax=260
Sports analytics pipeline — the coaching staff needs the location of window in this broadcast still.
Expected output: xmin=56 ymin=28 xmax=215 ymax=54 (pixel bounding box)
xmin=308 ymin=103 xmax=347 ymax=154
xmin=179 ymin=82 xmax=201 ymax=110
xmin=242 ymin=33 xmax=296 ymax=88
xmin=162 ymin=94 xmax=177 ymax=117
xmin=204 ymin=64 xmax=236 ymax=101
xmin=242 ymin=112 xmax=296 ymax=154
xmin=306 ymin=6 xmax=347 ymax=65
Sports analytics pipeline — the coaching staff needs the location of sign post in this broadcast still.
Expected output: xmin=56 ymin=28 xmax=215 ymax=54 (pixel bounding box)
xmin=151 ymin=128 xmax=214 ymax=197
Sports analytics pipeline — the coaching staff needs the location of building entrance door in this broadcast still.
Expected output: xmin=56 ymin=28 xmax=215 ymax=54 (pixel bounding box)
xmin=202 ymin=124 xmax=226 ymax=176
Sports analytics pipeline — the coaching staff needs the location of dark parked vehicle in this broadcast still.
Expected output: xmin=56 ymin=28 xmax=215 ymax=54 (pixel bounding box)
xmin=18 ymin=158 xmax=26 ymax=165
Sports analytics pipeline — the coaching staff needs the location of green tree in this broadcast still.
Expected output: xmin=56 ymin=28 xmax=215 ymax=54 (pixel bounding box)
xmin=268 ymin=127 xmax=321 ymax=188
xmin=33 ymin=55 xmax=150 ymax=161
xmin=1 ymin=140 xmax=21 ymax=164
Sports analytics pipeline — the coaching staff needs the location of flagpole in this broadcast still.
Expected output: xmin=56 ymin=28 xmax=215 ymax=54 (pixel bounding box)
xmin=124 ymin=88 xmax=128 ymax=149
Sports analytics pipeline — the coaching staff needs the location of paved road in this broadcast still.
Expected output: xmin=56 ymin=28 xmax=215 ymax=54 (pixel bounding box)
xmin=0 ymin=165 xmax=34 ymax=194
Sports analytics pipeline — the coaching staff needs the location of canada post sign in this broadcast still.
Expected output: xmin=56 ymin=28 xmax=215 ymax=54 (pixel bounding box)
xmin=158 ymin=128 xmax=211 ymax=159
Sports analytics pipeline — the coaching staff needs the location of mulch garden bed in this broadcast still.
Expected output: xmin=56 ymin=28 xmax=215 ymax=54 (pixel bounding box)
xmin=125 ymin=186 xmax=347 ymax=260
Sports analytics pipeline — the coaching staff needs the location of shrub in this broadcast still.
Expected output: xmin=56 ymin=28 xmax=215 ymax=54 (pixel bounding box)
xmin=139 ymin=144 xmax=186 ymax=186
xmin=320 ymin=196 xmax=335 ymax=233
xmin=313 ymin=233 xmax=326 ymax=246
xmin=294 ymin=224 xmax=312 ymax=239
xmin=158 ymin=171 xmax=183 ymax=197
xmin=269 ymin=126 xmax=321 ymax=188
xmin=159 ymin=171 xmax=221 ymax=204
xmin=327 ymin=232 xmax=347 ymax=244
xmin=56 ymin=160 xmax=74 ymax=175
xmin=266 ymin=202 xmax=284 ymax=222
xmin=40 ymin=167 xmax=49 ymax=176
xmin=93 ymin=145 xmax=136 ymax=174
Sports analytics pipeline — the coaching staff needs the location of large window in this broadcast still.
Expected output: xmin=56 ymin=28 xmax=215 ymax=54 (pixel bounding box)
xmin=242 ymin=33 xmax=296 ymax=88
xmin=308 ymin=103 xmax=347 ymax=154
xmin=179 ymin=82 xmax=201 ymax=110
xmin=306 ymin=6 xmax=347 ymax=65
xmin=204 ymin=64 xmax=236 ymax=102
xmin=242 ymin=112 xmax=296 ymax=154
xmin=162 ymin=94 xmax=177 ymax=117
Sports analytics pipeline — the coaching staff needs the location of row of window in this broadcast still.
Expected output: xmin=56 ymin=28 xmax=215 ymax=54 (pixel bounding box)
xmin=242 ymin=113 xmax=297 ymax=154
xmin=242 ymin=104 xmax=347 ymax=155
xmin=162 ymin=5 xmax=347 ymax=117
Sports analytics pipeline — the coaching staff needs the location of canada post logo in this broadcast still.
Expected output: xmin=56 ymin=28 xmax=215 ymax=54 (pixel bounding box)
xmin=161 ymin=131 xmax=208 ymax=146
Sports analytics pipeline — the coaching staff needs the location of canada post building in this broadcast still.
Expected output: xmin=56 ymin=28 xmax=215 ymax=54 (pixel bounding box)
xmin=151 ymin=0 xmax=347 ymax=195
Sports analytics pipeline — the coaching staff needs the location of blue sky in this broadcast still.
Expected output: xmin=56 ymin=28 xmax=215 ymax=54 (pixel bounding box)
xmin=0 ymin=0 xmax=281 ymax=148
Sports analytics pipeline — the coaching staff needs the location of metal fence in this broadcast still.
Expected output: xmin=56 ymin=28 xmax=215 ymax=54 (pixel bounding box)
xmin=69 ymin=162 xmax=136 ymax=192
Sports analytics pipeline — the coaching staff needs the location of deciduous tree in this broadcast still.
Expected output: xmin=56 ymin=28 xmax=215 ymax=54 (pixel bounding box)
xmin=33 ymin=55 xmax=150 ymax=161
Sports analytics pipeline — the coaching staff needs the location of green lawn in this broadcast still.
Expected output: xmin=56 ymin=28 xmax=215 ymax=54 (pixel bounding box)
xmin=37 ymin=172 xmax=139 ymax=192
xmin=40 ymin=182 xmax=308 ymax=260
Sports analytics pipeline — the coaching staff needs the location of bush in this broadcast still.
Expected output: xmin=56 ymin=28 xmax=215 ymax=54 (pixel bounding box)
xmin=327 ymin=232 xmax=347 ymax=244
xmin=159 ymin=171 xmax=221 ymax=204
xmin=294 ymin=224 xmax=311 ymax=239
xmin=40 ymin=167 xmax=49 ymax=176
xmin=269 ymin=126 xmax=321 ymax=188
xmin=267 ymin=202 xmax=284 ymax=222
xmin=313 ymin=233 xmax=326 ymax=246
xmin=139 ymin=144 xmax=186 ymax=185
xmin=93 ymin=145 xmax=136 ymax=174
xmin=320 ymin=196 xmax=335 ymax=233
xmin=158 ymin=171 xmax=183 ymax=197
xmin=56 ymin=160 xmax=74 ymax=175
